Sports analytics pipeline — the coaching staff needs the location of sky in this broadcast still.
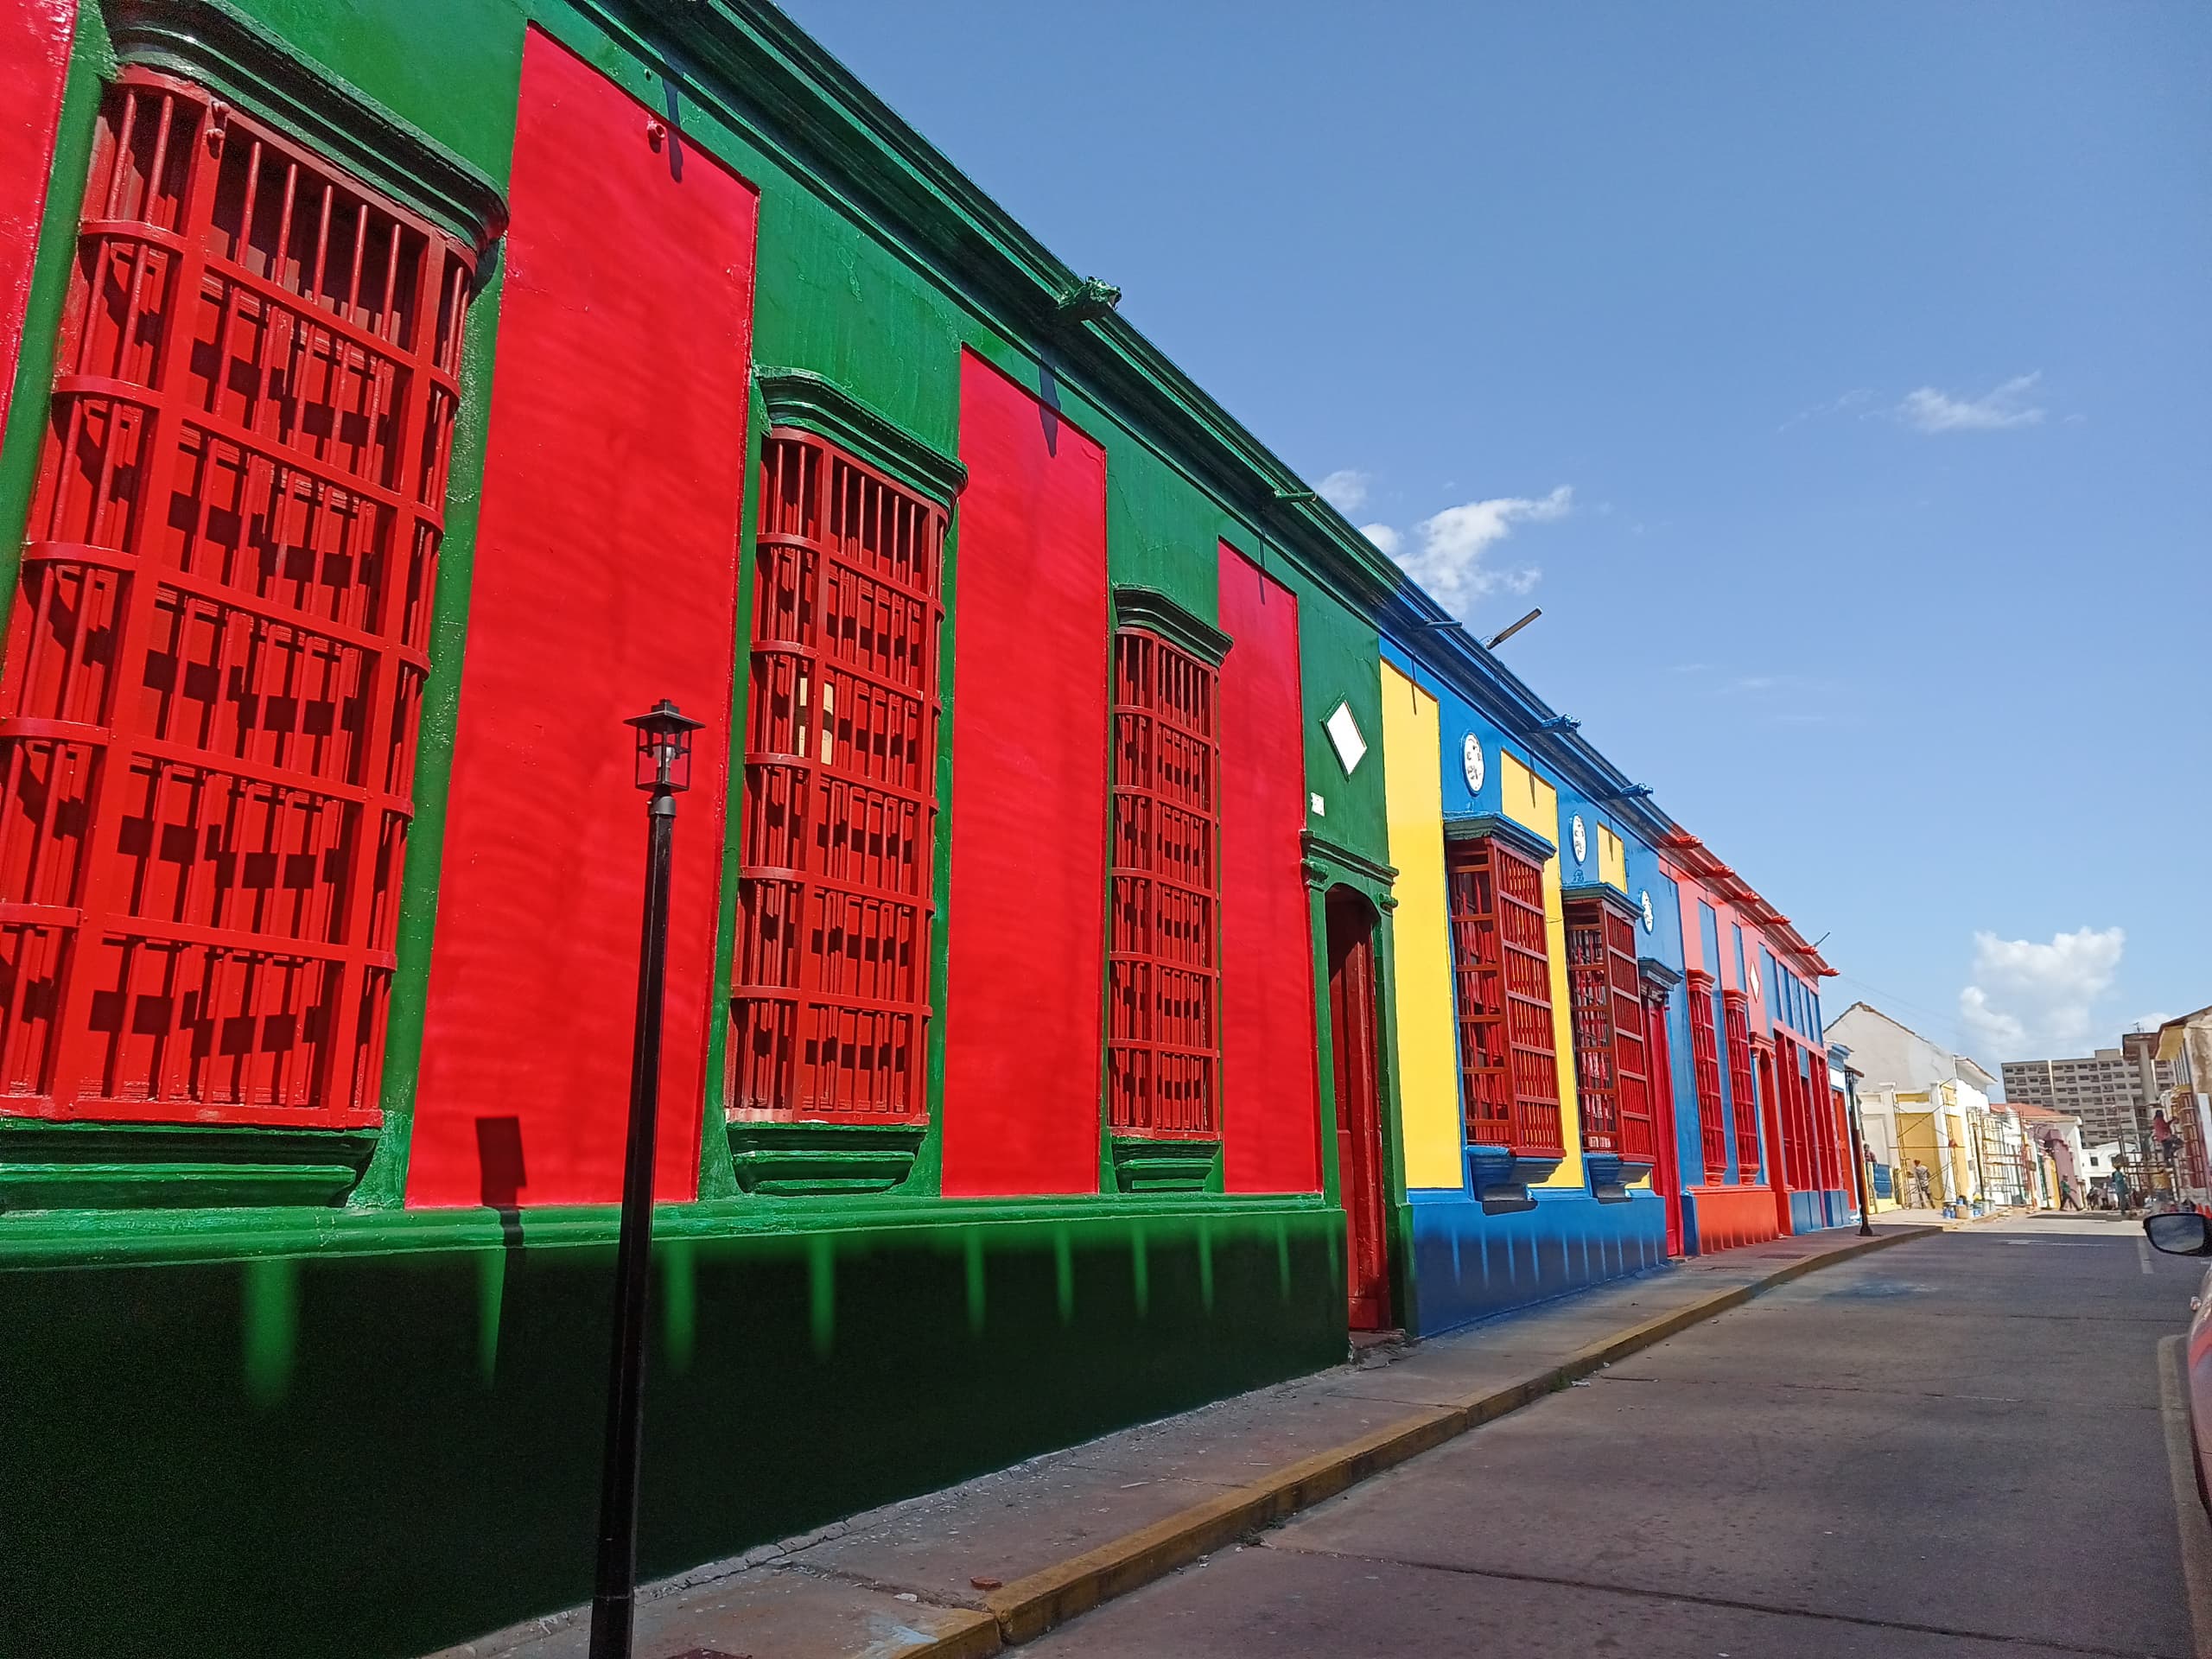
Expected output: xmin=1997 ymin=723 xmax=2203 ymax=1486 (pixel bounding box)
xmin=781 ymin=0 xmax=2212 ymax=1071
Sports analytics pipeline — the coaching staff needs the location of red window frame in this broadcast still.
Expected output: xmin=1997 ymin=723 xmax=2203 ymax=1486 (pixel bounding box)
xmin=0 ymin=71 xmax=474 ymax=1124
xmin=728 ymin=432 xmax=944 ymax=1123
xmin=1723 ymin=988 xmax=1758 ymax=1181
xmin=1686 ymin=969 xmax=1725 ymax=1180
xmin=1106 ymin=628 xmax=1219 ymax=1138
xmin=1446 ymin=835 xmax=1562 ymax=1158
xmin=1564 ymin=897 xmax=1655 ymax=1164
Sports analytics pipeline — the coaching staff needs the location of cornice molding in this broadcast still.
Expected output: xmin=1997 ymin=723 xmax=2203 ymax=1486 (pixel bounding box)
xmin=1111 ymin=585 xmax=1231 ymax=667
xmin=105 ymin=0 xmax=507 ymax=253
xmin=1561 ymin=881 xmax=1641 ymax=925
xmin=1300 ymin=830 xmax=1397 ymax=896
xmin=755 ymin=366 xmax=967 ymax=505
xmin=1637 ymin=956 xmax=1685 ymax=995
xmin=1441 ymin=812 xmax=1556 ymax=869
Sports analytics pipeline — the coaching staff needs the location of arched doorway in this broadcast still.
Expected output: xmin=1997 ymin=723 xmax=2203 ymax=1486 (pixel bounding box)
xmin=1326 ymin=886 xmax=1392 ymax=1331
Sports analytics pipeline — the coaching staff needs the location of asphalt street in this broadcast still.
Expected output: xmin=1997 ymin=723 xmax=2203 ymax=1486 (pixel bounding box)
xmin=1029 ymin=1214 xmax=2203 ymax=1658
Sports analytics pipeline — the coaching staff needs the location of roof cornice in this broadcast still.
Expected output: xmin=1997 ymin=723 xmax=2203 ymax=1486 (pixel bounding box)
xmin=1376 ymin=588 xmax=1677 ymax=848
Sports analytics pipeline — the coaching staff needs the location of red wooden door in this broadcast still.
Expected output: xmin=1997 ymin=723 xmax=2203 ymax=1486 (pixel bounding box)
xmin=1643 ymin=995 xmax=1685 ymax=1258
xmin=1327 ymin=889 xmax=1390 ymax=1331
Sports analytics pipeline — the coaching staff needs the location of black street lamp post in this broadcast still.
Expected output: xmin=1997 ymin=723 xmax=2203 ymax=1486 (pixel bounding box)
xmin=588 ymin=699 xmax=705 ymax=1659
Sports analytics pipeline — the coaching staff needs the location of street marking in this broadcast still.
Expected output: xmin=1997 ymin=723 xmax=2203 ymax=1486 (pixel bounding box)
xmin=1999 ymin=1238 xmax=2128 ymax=1248
xmin=2145 ymin=1237 xmax=2159 ymax=1275
xmin=2158 ymin=1336 xmax=2212 ymax=1658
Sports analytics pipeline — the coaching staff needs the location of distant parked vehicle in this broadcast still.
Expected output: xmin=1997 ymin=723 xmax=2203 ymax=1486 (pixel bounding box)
xmin=2145 ymin=1212 xmax=2212 ymax=1515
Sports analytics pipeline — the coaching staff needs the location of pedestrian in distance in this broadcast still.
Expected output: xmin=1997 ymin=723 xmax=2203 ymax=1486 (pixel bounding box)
xmin=1911 ymin=1159 xmax=1934 ymax=1209
xmin=2112 ymin=1169 xmax=2133 ymax=1217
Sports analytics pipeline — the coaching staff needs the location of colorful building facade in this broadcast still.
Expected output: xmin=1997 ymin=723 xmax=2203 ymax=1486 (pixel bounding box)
xmin=0 ymin=3 xmax=1853 ymax=1654
xmin=1376 ymin=632 xmax=1674 ymax=1334
xmin=1662 ymin=831 xmax=1853 ymax=1248
xmin=1363 ymin=606 xmax=1854 ymax=1338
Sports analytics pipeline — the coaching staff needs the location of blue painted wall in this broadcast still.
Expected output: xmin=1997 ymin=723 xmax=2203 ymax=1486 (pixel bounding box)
xmin=1405 ymin=1188 xmax=1670 ymax=1332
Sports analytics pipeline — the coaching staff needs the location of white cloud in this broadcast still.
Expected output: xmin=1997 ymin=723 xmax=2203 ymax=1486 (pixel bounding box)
xmin=1317 ymin=469 xmax=1369 ymax=512
xmin=1957 ymin=925 xmax=2125 ymax=1059
xmin=1898 ymin=372 xmax=2046 ymax=434
xmin=1371 ymin=486 xmax=1572 ymax=620
xmin=1779 ymin=386 xmax=1875 ymax=433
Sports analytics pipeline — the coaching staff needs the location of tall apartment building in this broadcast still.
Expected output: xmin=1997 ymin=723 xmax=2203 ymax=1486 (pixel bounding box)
xmin=2001 ymin=1043 xmax=2176 ymax=1148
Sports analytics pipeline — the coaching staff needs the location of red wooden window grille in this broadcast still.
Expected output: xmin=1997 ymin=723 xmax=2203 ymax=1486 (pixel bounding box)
xmin=1723 ymin=989 xmax=1758 ymax=1181
xmin=1564 ymin=899 xmax=1655 ymax=1163
xmin=1784 ymin=1039 xmax=1824 ymax=1192
xmin=0 ymin=72 xmax=474 ymax=1122
xmin=1808 ymin=1047 xmax=1836 ymax=1192
xmin=1686 ymin=969 xmax=1725 ymax=1180
xmin=1446 ymin=836 xmax=1561 ymax=1158
xmin=1771 ymin=1034 xmax=1801 ymax=1189
xmin=1107 ymin=629 xmax=1219 ymax=1136
xmin=729 ymin=433 xmax=944 ymax=1123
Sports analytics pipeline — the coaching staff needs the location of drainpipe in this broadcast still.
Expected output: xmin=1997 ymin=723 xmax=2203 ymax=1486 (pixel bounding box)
xmin=1844 ymin=1064 xmax=1874 ymax=1236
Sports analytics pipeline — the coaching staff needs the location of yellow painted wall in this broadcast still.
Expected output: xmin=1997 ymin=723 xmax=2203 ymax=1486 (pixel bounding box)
xmin=1498 ymin=753 xmax=1582 ymax=1186
xmin=1380 ymin=664 xmax=1464 ymax=1190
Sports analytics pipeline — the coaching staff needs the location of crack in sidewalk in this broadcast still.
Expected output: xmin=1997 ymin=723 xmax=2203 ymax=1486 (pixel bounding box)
xmin=1267 ymin=1541 xmax=2187 ymax=1659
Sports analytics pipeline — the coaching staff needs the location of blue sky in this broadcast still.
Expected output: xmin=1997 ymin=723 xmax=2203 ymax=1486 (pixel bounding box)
xmin=782 ymin=0 xmax=2211 ymax=1068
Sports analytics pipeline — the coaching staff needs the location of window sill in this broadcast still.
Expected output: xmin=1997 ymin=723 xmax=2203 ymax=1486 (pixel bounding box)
xmin=1465 ymin=1143 xmax=1563 ymax=1212
xmin=725 ymin=1117 xmax=926 ymax=1196
xmin=0 ymin=1119 xmax=377 ymax=1211
xmin=1109 ymin=1135 xmax=1222 ymax=1195
xmin=1585 ymin=1152 xmax=1653 ymax=1202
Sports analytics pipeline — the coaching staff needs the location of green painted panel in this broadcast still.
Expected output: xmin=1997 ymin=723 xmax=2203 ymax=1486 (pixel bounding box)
xmin=749 ymin=191 xmax=968 ymax=456
xmin=1104 ymin=436 xmax=1230 ymax=627
xmin=1 ymin=1201 xmax=1345 ymax=1659
xmin=1288 ymin=557 xmax=1391 ymax=859
xmin=222 ymin=0 xmax=528 ymax=182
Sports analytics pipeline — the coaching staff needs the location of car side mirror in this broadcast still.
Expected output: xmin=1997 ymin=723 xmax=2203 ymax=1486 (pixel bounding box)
xmin=2145 ymin=1212 xmax=2212 ymax=1256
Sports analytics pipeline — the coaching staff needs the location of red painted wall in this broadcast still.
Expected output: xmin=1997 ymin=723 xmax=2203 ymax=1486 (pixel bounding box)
xmin=408 ymin=29 xmax=757 ymax=1207
xmin=0 ymin=0 xmax=74 ymax=435
xmin=940 ymin=353 xmax=1108 ymax=1196
xmin=1217 ymin=544 xmax=1322 ymax=1194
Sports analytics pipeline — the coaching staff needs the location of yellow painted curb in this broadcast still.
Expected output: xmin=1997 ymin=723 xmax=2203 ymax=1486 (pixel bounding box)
xmin=917 ymin=1609 xmax=1008 ymax=1659
xmin=910 ymin=1224 xmax=1938 ymax=1655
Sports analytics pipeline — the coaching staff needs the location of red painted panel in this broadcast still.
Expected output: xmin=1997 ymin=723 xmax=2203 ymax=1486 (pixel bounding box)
xmin=408 ymin=29 xmax=757 ymax=1207
xmin=1218 ymin=544 xmax=1322 ymax=1193
xmin=0 ymin=0 xmax=75 ymax=435
xmin=940 ymin=352 xmax=1107 ymax=1197
xmin=1690 ymin=1181 xmax=1781 ymax=1254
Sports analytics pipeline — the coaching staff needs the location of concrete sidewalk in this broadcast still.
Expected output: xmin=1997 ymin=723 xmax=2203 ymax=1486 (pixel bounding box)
xmin=433 ymin=1223 xmax=1939 ymax=1659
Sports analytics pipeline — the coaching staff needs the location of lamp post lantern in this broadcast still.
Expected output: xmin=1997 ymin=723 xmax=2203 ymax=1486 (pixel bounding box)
xmin=588 ymin=699 xmax=705 ymax=1659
